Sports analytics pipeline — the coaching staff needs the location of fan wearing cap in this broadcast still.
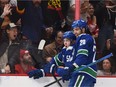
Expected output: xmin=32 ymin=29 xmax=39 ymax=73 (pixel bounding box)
xmin=6 ymin=23 xmax=18 ymax=41
xmin=15 ymin=49 xmax=36 ymax=74
xmin=0 ymin=22 xmax=20 ymax=74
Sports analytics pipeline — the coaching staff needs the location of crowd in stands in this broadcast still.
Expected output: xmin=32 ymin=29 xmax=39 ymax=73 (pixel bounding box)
xmin=0 ymin=0 xmax=115 ymax=76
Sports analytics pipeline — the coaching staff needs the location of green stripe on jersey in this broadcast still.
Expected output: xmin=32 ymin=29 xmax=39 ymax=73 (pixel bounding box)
xmin=54 ymin=54 xmax=63 ymax=66
xmin=77 ymin=49 xmax=88 ymax=56
xmin=75 ymin=75 xmax=84 ymax=87
xmin=75 ymin=66 xmax=97 ymax=79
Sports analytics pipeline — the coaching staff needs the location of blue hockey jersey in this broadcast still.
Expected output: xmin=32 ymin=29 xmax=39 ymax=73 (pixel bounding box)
xmin=44 ymin=45 xmax=76 ymax=74
xmin=73 ymin=33 xmax=97 ymax=80
xmin=54 ymin=45 xmax=76 ymax=67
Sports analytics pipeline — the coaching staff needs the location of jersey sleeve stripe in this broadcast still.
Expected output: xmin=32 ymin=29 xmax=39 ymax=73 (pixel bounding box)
xmin=54 ymin=54 xmax=63 ymax=66
xmin=76 ymin=49 xmax=88 ymax=56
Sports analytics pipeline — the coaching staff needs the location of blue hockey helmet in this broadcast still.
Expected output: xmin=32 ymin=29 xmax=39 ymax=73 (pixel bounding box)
xmin=63 ymin=31 xmax=76 ymax=40
xmin=72 ymin=19 xmax=87 ymax=29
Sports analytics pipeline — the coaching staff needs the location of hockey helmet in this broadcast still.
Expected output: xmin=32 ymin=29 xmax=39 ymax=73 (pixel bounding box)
xmin=72 ymin=19 xmax=87 ymax=29
xmin=63 ymin=31 xmax=76 ymax=40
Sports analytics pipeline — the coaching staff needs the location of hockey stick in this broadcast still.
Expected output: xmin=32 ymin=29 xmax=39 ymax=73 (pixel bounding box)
xmin=51 ymin=73 xmax=62 ymax=87
xmin=44 ymin=77 xmax=62 ymax=87
xmin=73 ymin=53 xmax=113 ymax=73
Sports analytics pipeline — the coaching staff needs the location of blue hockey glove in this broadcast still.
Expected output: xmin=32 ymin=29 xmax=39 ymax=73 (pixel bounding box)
xmin=44 ymin=63 xmax=57 ymax=74
xmin=57 ymin=67 xmax=71 ymax=81
xmin=28 ymin=69 xmax=45 ymax=79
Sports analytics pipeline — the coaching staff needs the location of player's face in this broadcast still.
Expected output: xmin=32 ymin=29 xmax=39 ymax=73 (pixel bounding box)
xmin=103 ymin=59 xmax=111 ymax=71
xmin=73 ymin=27 xmax=81 ymax=37
xmin=63 ymin=38 xmax=71 ymax=48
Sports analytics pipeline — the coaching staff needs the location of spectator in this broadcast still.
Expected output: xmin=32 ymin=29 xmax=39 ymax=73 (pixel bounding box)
xmin=87 ymin=3 xmax=99 ymax=36
xmin=0 ymin=3 xmax=11 ymax=41
xmin=104 ymin=30 xmax=116 ymax=72
xmin=0 ymin=22 xmax=20 ymax=74
xmin=16 ymin=0 xmax=45 ymax=46
xmin=86 ymin=3 xmax=100 ymax=60
xmin=95 ymin=0 xmax=115 ymax=54
xmin=42 ymin=30 xmax=64 ymax=63
xmin=43 ymin=26 xmax=53 ymax=45
xmin=97 ymin=58 xmax=116 ymax=76
xmin=80 ymin=0 xmax=90 ymax=22
xmin=106 ymin=30 xmax=116 ymax=53
xmin=19 ymin=38 xmax=45 ymax=69
xmin=15 ymin=49 xmax=36 ymax=74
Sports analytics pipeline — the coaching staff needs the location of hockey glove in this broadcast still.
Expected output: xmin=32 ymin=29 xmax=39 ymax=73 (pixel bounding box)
xmin=57 ymin=67 xmax=71 ymax=81
xmin=28 ymin=69 xmax=45 ymax=79
xmin=44 ymin=63 xmax=57 ymax=74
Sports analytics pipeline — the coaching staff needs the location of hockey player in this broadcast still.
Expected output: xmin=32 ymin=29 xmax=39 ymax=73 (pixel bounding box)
xmin=57 ymin=19 xmax=97 ymax=87
xmin=27 ymin=31 xmax=76 ymax=80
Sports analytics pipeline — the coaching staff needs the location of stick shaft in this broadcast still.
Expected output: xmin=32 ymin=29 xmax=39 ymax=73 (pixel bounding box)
xmin=76 ymin=53 xmax=113 ymax=72
xmin=52 ymin=74 xmax=62 ymax=87
xmin=44 ymin=78 xmax=62 ymax=87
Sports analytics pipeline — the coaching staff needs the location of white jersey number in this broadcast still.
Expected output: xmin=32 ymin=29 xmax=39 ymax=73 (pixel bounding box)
xmin=80 ymin=39 xmax=86 ymax=46
xmin=66 ymin=55 xmax=73 ymax=62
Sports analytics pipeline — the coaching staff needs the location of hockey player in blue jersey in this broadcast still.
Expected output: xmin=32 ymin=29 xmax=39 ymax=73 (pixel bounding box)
xmin=57 ymin=19 xmax=97 ymax=87
xmin=27 ymin=31 xmax=76 ymax=79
